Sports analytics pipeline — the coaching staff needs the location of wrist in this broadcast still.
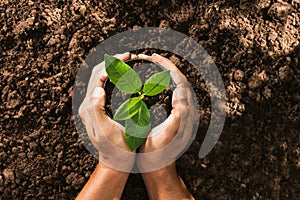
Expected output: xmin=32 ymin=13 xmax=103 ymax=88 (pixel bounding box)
xmin=76 ymin=163 xmax=129 ymax=200
xmin=142 ymin=163 xmax=177 ymax=188
xmin=97 ymin=162 xmax=130 ymax=177
xmin=142 ymin=163 xmax=194 ymax=200
xmin=96 ymin=163 xmax=130 ymax=199
xmin=97 ymin=146 xmax=136 ymax=172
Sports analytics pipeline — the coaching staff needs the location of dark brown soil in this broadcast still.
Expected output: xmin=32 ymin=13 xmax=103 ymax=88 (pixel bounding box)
xmin=1 ymin=0 xmax=299 ymax=199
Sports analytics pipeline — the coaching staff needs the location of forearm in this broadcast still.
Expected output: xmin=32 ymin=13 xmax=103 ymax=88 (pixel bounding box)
xmin=76 ymin=163 xmax=129 ymax=200
xmin=142 ymin=163 xmax=194 ymax=200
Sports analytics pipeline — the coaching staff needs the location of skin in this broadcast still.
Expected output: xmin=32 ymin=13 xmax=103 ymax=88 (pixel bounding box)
xmin=77 ymin=53 xmax=196 ymax=200
xmin=75 ymin=164 xmax=129 ymax=200
xmin=135 ymin=54 xmax=196 ymax=200
xmin=76 ymin=53 xmax=133 ymax=200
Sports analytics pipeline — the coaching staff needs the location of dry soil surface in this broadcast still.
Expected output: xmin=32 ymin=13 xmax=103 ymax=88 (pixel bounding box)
xmin=0 ymin=0 xmax=299 ymax=199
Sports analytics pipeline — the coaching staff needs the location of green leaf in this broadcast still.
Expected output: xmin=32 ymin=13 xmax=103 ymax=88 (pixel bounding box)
xmin=104 ymin=54 xmax=130 ymax=83
xmin=105 ymin=54 xmax=142 ymax=94
xmin=113 ymin=97 xmax=142 ymax=121
xmin=125 ymin=134 xmax=146 ymax=152
xmin=143 ymin=70 xmax=171 ymax=96
xmin=125 ymin=101 xmax=151 ymax=151
xmin=128 ymin=100 xmax=151 ymax=127
xmin=116 ymin=70 xmax=142 ymax=94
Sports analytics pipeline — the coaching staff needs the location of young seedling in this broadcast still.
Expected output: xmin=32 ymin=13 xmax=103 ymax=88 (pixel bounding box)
xmin=104 ymin=54 xmax=171 ymax=151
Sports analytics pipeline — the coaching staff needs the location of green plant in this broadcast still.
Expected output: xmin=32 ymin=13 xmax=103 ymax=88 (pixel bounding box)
xmin=104 ymin=54 xmax=171 ymax=151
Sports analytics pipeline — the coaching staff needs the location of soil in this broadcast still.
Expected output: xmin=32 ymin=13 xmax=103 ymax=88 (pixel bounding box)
xmin=0 ymin=0 xmax=299 ymax=199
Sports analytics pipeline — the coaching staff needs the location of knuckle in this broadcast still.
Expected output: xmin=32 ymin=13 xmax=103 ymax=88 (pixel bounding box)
xmin=172 ymin=97 xmax=190 ymax=120
xmin=152 ymin=54 xmax=163 ymax=62
xmin=175 ymin=96 xmax=188 ymax=108
xmin=91 ymin=65 xmax=100 ymax=75
xmin=78 ymin=104 xmax=85 ymax=118
xmin=178 ymin=99 xmax=189 ymax=118
xmin=87 ymin=100 xmax=102 ymax=114
xmin=86 ymin=102 xmax=96 ymax=113
xmin=180 ymin=97 xmax=189 ymax=108
xmin=78 ymin=104 xmax=86 ymax=124
xmin=172 ymin=108 xmax=182 ymax=121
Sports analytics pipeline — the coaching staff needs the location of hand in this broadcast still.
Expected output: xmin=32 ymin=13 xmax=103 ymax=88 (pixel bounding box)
xmin=131 ymin=53 xmax=197 ymax=200
xmin=77 ymin=53 xmax=135 ymax=200
xmin=76 ymin=53 xmax=196 ymax=200
xmin=78 ymin=53 xmax=135 ymax=171
xmin=131 ymin=53 xmax=199 ymax=171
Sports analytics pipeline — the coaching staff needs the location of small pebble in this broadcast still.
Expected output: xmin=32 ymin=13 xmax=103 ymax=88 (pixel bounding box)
xmin=3 ymin=169 xmax=14 ymax=181
xmin=234 ymin=69 xmax=245 ymax=81
xmin=279 ymin=66 xmax=293 ymax=82
xmin=79 ymin=5 xmax=86 ymax=15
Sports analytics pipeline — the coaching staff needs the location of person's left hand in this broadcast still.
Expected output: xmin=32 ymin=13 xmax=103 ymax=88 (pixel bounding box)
xmin=130 ymin=53 xmax=199 ymax=172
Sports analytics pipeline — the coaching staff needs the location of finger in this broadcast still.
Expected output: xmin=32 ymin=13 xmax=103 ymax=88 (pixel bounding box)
xmin=87 ymin=52 xmax=130 ymax=95
xmin=78 ymin=101 xmax=86 ymax=125
xmin=87 ymin=63 xmax=106 ymax=96
xmin=93 ymin=52 xmax=131 ymax=77
xmin=130 ymin=53 xmax=150 ymax=60
xmin=89 ymin=87 xmax=106 ymax=116
xmin=151 ymin=53 xmax=176 ymax=71
xmin=160 ymin=87 xmax=189 ymax=134
xmin=151 ymin=54 xmax=187 ymax=85
xmin=172 ymin=87 xmax=198 ymax=143
xmin=172 ymin=87 xmax=189 ymax=110
xmin=98 ymin=75 xmax=108 ymax=88
xmin=114 ymin=52 xmax=131 ymax=62
xmin=84 ymin=115 xmax=96 ymax=143
xmin=149 ymin=88 xmax=186 ymax=139
xmin=180 ymin=84 xmax=198 ymax=121
xmin=146 ymin=87 xmax=197 ymax=154
xmin=131 ymin=53 xmax=187 ymax=85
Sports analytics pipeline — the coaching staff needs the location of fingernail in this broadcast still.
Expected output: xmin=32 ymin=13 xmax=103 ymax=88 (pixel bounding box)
xmin=92 ymin=87 xmax=103 ymax=98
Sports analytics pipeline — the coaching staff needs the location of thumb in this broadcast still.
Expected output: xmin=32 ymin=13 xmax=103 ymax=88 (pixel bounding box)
xmin=90 ymin=87 xmax=106 ymax=115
